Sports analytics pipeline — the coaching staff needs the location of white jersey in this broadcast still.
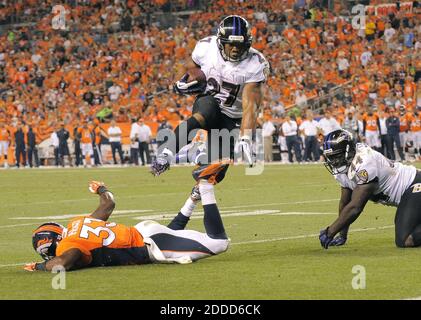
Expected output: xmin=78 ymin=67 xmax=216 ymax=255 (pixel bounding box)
xmin=192 ymin=36 xmax=268 ymax=119
xmin=334 ymin=143 xmax=416 ymax=206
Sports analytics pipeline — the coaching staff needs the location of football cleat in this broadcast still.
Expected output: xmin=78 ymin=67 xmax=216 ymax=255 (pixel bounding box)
xmin=190 ymin=184 xmax=201 ymax=202
xmin=32 ymin=222 xmax=65 ymax=261
xmin=150 ymin=148 xmax=173 ymax=176
xmin=192 ymin=159 xmax=231 ymax=185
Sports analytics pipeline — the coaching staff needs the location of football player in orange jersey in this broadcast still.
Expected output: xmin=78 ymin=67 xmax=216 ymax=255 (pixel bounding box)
xmin=0 ymin=122 xmax=10 ymax=168
xmin=409 ymin=110 xmax=421 ymax=159
xmin=77 ymin=121 xmax=95 ymax=167
xmin=399 ymin=107 xmax=413 ymax=157
xmin=25 ymin=162 xmax=230 ymax=271
xmin=363 ymin=109 xmax=381 ymax=151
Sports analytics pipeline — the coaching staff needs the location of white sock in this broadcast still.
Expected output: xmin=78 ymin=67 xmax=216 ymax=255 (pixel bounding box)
xmin=199 ymin=180 xmax=216 ymax=205
xmin=180 ymin=197 xmax=196 ymax=217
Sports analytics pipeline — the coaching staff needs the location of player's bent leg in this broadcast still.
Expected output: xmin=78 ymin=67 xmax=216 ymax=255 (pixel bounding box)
xmin=394 ymin=171 xmax=421 ymax=247
xmin=199 ymin=180 xmax=228 ymax=239
xmin=167 ymin=185 xmax=201 ymax=231
xmin=173 ymin=95 xmax=219 ymax=156
xmin=192 ymin=95 xmax=220 ymax=129
xmin=134 ymin=220 xmax=229 ymax=262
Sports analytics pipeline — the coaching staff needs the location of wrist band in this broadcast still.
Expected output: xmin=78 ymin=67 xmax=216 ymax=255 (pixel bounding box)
xmin=97 ymin=186 xmax=109 ymax=195
xmin=35 ymin=261 xmax=47 ymax=271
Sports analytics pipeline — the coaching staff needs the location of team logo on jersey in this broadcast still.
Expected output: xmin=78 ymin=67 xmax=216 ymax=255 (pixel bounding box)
xmin=356 ymin=169 xmax=369 ymax=183
xmin=412 ymin=183 xmax=421 ymax=193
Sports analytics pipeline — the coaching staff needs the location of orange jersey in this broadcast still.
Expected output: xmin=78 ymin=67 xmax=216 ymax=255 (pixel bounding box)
xmin=77 ymin=127 xmax=92 ymax=144
xmin=364 ymin=114 xmax=379 ymax=131
xmin=410 ymin=115 xmax=421 ymax=132
xmin=94 ymin=126 xmax=101 ymax=145
xmin=400 ymin=113 xmax=414 ymax=132
xmin=56 ymin=217 xmax=147 ymax=267
xmin=0 ymin=127 xmax=9 ymax=141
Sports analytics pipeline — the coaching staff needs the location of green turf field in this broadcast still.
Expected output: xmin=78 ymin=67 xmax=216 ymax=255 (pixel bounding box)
xmin=0 ymin=164 xmax=420 ymax=300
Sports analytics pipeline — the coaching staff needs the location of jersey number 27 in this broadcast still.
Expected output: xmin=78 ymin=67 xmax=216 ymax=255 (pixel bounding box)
xmin=207 ymin=78 xmax=240 ymax=108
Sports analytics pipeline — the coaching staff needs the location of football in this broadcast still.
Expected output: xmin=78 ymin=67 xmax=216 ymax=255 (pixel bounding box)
xmin=186 ymin=67 xmax=207 ymax=85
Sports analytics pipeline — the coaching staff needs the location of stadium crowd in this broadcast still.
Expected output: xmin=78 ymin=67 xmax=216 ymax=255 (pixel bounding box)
xmin=0 ymin=0 xmax=420 ymax=167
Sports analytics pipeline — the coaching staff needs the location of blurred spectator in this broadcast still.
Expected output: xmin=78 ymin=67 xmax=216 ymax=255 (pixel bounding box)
xmin=108 ymin=119 xmax=124 ymax=165
xmin=57 ymin=122 xmax=72 ymax=167
xmin=0 ymin=122 xmax=10 ymax=168
xmin=26 ymin=123 xmax=39 ymax=168
xmin=262 ymin=115 xmax=276 ymax=162
xmin=137 ymin=118 xmax=152 ymax=166
xmin=73 ymin=120 xmax=82 ymax=167
xmin=50 ymin=128 xmax=59 ymax=167
xmin=130 ymin=118 xmax=140 ymax=165
xmin=281 ymin=115 xmax=302 ymax=163
xmin=299 ymin=112 xmax=320 ymax=162
xmin=317 ymin=110 xmax=341 ymax=136
xmin=386 ymin=109 xmax=405 ymax=161
xmin=342 ymin=112 xmax=359 ymax=141
xmin=378 ymin=110 xmax=390 ymax=157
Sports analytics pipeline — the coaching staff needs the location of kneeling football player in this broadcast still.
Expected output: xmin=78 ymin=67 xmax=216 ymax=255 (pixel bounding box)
xmin=319 ymin=129 xmax=421 ymax=249
xmin=25 ymin=162 xmax=230 ymax=271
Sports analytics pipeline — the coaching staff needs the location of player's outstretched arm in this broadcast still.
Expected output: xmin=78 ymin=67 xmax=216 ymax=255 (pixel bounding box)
xmin=89 ymin=181 xmax=116 ymax=221
xmin=24 ymin=249 xmax=83 ymax=272
xmin=239 ymin=82 xmax=263 ymax=166
xmin=320 ymin=182 xmax=377 ymax=249
xmin=241 ymin=82 xmax=262 ymax=135
xmin=329 ymin=187 xmax=353 ymax=246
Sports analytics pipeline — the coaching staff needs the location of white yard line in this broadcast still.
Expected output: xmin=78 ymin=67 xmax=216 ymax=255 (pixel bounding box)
xmin=219 ymin=198 xmax=338 ymax=210
xmin=0 ymin=263 xmax=29 ymax=268
xmin=7 ymin=210 xmax=335 ymax=223
xmin=0 ymin=192 xmax=188 ymax=208
xmin=9 ymin=209 xmax=153 ymax=220
xmin=0 ymin=223 xmax=43 ymax=229
xmin=231 ymin=225 xmax=394 ymax=246
xmin=5 ymin=198 xmax=338 ymax=224
xmin=132 ymin=210 xmax=280 ymax=221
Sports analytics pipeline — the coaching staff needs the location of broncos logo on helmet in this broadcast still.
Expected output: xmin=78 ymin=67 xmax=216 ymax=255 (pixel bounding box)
xmin=32 ymin=222 xmax=65 ymax=261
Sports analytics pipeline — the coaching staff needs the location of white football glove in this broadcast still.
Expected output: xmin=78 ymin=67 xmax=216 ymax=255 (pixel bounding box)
xmin=239 ymin=136 xmax=253 ymax=167
xmin=175 ymin=79 xmax=198 ymax=91
xmin=173 ymin=73 xmax=206 ymax=95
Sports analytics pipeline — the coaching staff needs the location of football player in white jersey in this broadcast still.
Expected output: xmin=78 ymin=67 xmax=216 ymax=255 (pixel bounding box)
xmin=151 ymin=15 xmax=269 ymax=177
xmin=319 ymin=129 xmax=421 ymax=249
